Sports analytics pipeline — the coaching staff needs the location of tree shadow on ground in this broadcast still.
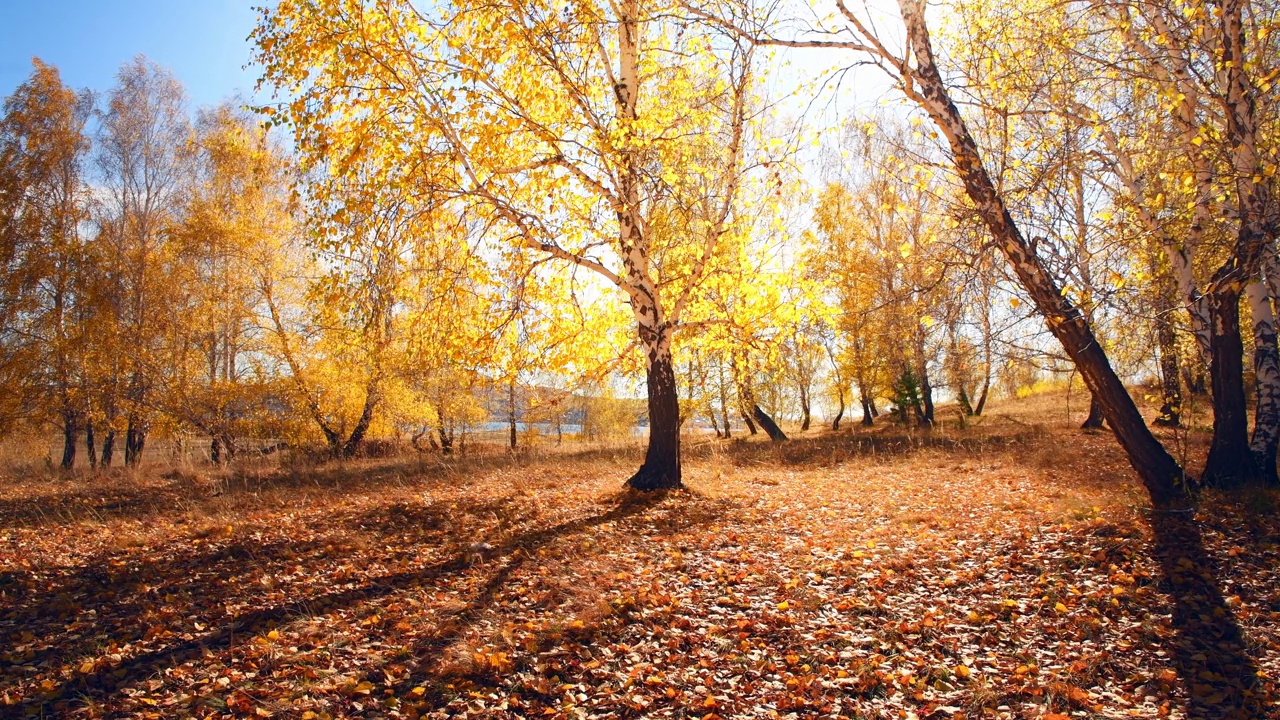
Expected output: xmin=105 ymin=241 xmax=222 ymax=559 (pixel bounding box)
xmin=389 ymin=489 xmax=735 ymax=704
xmin=9 ymin=489 xmax=730 ymax=716
xmin=1145 ymin=504 xmax=1271 ymax=719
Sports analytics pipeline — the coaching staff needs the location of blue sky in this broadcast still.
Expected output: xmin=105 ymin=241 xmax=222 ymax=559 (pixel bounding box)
xmin=0 ymin=0 xmax=261 ymax=108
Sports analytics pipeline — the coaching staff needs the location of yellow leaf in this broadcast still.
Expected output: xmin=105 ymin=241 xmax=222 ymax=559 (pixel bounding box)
xmin=777 ymin=601 xmax=790 ymax=611
xmin=954 ymin=664 xmax=971 ymax=679
xmin=1055 ymin=602 xmax=1068 ymax=613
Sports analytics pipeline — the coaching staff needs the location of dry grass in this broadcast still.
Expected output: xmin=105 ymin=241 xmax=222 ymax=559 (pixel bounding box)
xmin=0 ymin=393 xmax=1275 ymax=719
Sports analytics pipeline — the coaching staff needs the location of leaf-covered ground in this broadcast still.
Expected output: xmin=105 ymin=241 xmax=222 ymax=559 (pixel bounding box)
xmin=2 ymin=417 xmax=1278 ymax=719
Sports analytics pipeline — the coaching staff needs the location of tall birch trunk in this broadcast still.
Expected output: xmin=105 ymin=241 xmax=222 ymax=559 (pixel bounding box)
xmin=1247 ymin=280 xmax=1280 ymax=484
xmin=1200 ymin=0 xmax=1274 ymax=486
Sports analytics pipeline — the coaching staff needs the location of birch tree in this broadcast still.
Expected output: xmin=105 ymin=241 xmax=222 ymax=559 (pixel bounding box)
xmin=253 ymin=0 xmax=767 ymax=488
xmin=0 ymin=60 xmax=94 ymax=466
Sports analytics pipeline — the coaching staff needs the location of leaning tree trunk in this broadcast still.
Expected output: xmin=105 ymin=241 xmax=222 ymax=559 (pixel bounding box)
xmin=860 ymin=385 xmax=875 ymax=427
xmin=752 ymin=404 xmax=788 ymax=442
xmin=973 ymin=381 xmax=990 ymax=416
xmin=898 ymin=0 xmax=1186 ymax=505
xmin=628 ymin=348 xmax=682 ymax=490
xmin=1081 ymin=394 xmax=1105 ymax=429
xmin=832 ymin=385 xmax=846 ymax=430
xmin=737 ymin=366 xmax=787 ymax=442
xmin=1203 ymin=286 xmax=1259 ymax=487
xmin=1247 ymin=279 xmax=1280 ymax=484
xmin=60 ymin=409 xmax=78 ymax=470
xmin=957 ymin=386 xmax=974 ymax=417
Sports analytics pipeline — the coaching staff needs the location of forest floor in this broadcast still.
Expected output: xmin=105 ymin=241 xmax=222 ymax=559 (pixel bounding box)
xmin=1 ymin=394 xmax=1278 ymax=719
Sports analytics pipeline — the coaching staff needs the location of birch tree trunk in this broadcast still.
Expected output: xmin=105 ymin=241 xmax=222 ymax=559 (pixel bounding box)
xmin=1154 ymin=279 xmax=1184 ymax=427
xmin=340 ymin=384 xmax=379 ymax=458
xmin=1201 ymin=0 xmax=1275 ymax=486
xmin=718 ymin=362 xmax=732 ymax=437
xmin=1247 ymin=279 xmax=1280 ymax=484
xmin=1081 ymin=395 xmax=1105 ymax=429
xmin=630 ymin=338 xmax=682 ymax=490
xmin=124 ymin=415 xmax=148 ymax=468
xmin=975 ymin=300 xmax=993 ymax=416
xmin=60 ymin=409 xmax=78 ymax=470
xmin=508 ymin=380 xmax=518 ymax=451
xmin=918 ymin=363 xmax=935 ymax=426
xmin=898 ymin=0 xmax=1186 ymax=505
xmin=100 ymin=430 xmax=116 ymax=468
xmin=732 ymin=351 xmax=787 ymax=441
xmin=1203 ymin=286 xmax=1257 ymax=486
xmin=85 ymin=420 xmax=97 ymax=469
xmin=860 ymin=380 xmax=875 ymax=426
